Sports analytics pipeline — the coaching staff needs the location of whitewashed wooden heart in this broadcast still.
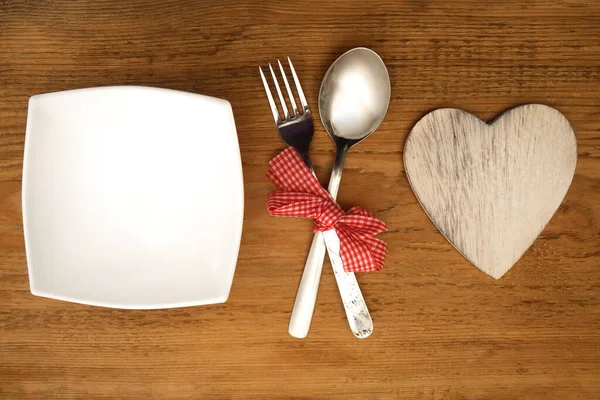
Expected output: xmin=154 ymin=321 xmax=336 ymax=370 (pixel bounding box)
xmin=404 ymin=104 xmax=577 ymax=279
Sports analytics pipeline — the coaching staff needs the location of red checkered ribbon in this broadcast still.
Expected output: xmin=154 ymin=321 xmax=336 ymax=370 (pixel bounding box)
xmin=267 ymin=147 xmax=388 ymax=272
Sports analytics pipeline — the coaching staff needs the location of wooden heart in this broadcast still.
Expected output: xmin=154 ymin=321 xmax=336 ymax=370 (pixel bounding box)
xmin=404 ymin=104 xmax=577 ymax=279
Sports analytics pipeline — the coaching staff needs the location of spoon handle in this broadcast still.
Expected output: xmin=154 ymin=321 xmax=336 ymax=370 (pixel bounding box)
xmin=322 ymin=229 xmax=373 ymax=338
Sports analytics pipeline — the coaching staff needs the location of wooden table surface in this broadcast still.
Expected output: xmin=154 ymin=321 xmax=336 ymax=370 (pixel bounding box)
xmin=1 ymin=1 xmax=599 ymax=398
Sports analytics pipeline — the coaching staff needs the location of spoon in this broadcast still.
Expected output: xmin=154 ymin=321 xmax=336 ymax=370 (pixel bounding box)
xmin=288 ymin=47 xmax=390 ymax=339
xmin=319 ymin=47 xmax=391 ymax=197
xmin=319 ymin=47 xmax=390 ymax=337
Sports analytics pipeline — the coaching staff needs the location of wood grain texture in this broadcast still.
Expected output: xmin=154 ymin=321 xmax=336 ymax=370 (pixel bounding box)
xmin=404 ymin=105 xmax=577 ymax=279
xmin=0 ymin=0 xmax=599 ymax=399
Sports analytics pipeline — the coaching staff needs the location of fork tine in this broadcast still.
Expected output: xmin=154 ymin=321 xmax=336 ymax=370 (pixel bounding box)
xmin=269 ymin=63 xmax=290 ymax=119
xmin=278 ymin=59 xmax=298 ymax=117
xmin=259 ymin=67 xmax=279 ymax=123
xmin=287 ymin=57 xmax=308 ymax=112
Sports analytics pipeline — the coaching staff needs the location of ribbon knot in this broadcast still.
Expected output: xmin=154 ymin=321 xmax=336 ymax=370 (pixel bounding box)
xmin=315 ymin=201 xmax=345 ymax=232
xmin=266 ymin=147 xmax=388 ymax=272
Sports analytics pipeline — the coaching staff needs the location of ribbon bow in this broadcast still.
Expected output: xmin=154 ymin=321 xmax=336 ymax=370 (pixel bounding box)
xmin=267 ymin=147 xmax=388 ymax=272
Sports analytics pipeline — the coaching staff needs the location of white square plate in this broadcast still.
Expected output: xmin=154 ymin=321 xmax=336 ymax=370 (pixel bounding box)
xmin=23 ymin=86 xmax=244 ymax=309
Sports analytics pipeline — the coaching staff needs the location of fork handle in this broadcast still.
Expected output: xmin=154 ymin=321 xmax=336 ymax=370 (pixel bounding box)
xmin=288 ymin=231 xmax=328 ymax=338
xmin=288 ymin=147 xmax=348 ymax=338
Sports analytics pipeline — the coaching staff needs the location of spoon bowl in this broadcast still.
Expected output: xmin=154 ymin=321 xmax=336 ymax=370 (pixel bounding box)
xmin=319 ymin=47 xmax=391 ymax=147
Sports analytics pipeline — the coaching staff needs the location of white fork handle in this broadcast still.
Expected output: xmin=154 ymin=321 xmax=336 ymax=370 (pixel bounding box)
xmin=288 ymin=232 xmax=327 ymax=338
xmin=289 ymin=147 xmax=359 ymax=338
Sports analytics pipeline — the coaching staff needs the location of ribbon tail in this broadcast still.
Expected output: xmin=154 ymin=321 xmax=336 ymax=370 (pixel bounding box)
xmin=336 ymin=228 xmax=387 ymax=272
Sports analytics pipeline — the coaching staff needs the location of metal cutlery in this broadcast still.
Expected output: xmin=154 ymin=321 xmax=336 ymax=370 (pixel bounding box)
xmin=316 ymin=47 xmax=391 ymax=338
xmin=260 ymin=57 xmax=377 ymax=339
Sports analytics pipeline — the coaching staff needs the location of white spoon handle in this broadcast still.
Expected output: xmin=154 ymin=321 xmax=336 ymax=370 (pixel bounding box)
xmin=322 ymin=229 xmax=373 ymax=338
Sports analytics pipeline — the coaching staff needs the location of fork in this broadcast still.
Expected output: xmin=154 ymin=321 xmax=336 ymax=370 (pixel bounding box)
xmin=260 ymin=59 xmax=314 ymax=168
xmin=259 ymin=59 xmax=325 ymax=338
xmin=260 ymin=58 xmax=372 ymax=339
